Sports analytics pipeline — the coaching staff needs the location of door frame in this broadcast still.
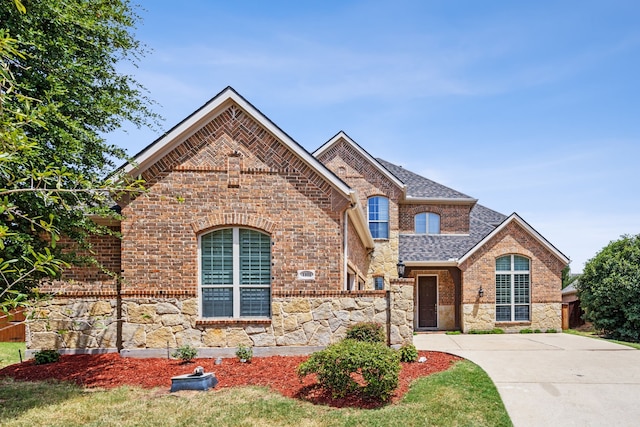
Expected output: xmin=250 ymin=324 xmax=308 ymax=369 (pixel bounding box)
xmin=415 ymin=274 xmax=439 ymax=330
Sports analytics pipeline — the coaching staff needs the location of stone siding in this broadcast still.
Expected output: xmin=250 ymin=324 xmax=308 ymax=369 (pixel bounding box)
xmin=26 ymin=282 xmax=414 ymax=354
xmin=462 ymin=302 xmax=562 ymax=332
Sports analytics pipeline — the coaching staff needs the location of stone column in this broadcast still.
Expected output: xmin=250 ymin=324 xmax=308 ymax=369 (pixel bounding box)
xmin=389 ymin=278 xmax=415 ymax=346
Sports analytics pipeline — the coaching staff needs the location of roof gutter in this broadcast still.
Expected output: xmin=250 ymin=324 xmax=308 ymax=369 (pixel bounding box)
xmin=404 ymin=260 xmax=459 ymax=267
xmin=403 ymin=196 xmax=478 ymax=205
xmin=347 ymin=192 xmax=375 ymax=249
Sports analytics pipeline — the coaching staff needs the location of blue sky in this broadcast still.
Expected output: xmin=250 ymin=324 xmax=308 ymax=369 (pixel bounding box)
xmin=108 ymin=0 xmax=640 ymax=273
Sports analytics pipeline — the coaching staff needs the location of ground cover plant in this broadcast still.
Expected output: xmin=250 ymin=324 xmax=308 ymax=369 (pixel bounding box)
xmin=0 ymin=355 xmax=512 ymax=426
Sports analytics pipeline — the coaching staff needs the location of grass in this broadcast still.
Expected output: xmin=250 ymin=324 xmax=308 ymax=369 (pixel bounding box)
xmin=0 ymin=342 xmax=25 ymax=369
xmin=0 ymin=360 xmax=512 ymax=427
xmin=564 ymin=328 xmax=640 ymax=350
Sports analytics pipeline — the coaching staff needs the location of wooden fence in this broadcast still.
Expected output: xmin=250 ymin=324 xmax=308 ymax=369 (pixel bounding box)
xmin=0 ymin=309 xmax=25 ymax=342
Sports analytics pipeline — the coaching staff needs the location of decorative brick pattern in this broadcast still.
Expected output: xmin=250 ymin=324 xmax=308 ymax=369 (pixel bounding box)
xmin=399 ymin=204 xmax=471 ymax=234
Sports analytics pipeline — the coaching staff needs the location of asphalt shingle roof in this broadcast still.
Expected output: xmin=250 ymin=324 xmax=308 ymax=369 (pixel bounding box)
xmin=378 ymin=158 xmax=509 ymax=262
xmin=376 ymin=158 xmax=473 ymax=199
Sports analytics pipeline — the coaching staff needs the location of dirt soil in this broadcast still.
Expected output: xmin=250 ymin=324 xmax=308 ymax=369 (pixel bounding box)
xmin=0 ymin=351 xmax=461 ymax=409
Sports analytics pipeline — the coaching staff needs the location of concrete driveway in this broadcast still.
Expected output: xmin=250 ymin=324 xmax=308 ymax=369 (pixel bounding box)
xmin=413 ymin=333 xmax=640 ymax=427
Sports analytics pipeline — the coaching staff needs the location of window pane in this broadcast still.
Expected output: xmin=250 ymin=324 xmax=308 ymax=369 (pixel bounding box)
xmin=496 ymin=256 xmax=511 ymax=271
xmin=515 ymin=305 xmax=530 ymax=321
xmin=369 ymin=221 xmax=389 ymax=239
xmin=240 ymin=287 xmax=270 ymax=317
xmin=496 ymin=305 xmax=511 ymax=322
xmin=239 ymin=229 xmax=271 ymax=285
xmin=428 ymin=213 xmax=440 ymax=234
xmin=496 ymin=274 xmax=511 ymax=304
xmin=374 ymin=277 xmax=384 ymax=290
xmin=514 ymin=274 xmax=530 ymax=304
xmin=368 ymin=197 xmax=389 ymax=221
xmin=201 ymin=229 xmax=233 ymax=285
xmin=514 ymin=256 xmax=530 ymax=271
xmin=415 ymin=213 xmax=426 ymax=234
xmin=202 ymin=287 xmax=233 ymax=317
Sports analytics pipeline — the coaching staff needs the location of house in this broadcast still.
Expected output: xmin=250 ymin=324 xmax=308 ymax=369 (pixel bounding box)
xmin=26 ymin=87 xmax=569 ymax=357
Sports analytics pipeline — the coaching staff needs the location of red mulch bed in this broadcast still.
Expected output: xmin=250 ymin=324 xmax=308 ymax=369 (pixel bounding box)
xmin=0 ymin=351 xmax=461 ymax=409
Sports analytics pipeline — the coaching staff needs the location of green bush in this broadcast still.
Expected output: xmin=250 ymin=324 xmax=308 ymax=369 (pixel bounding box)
xmin=297 ymin=339 xmax=400 ymax=401
xmin=345 ymin=322 xmax=385 ymax=343
xmin=546 ymin=329 xmax=557 ymax=333
xmin=235 ymin=344 xmax=253 ymax=362
xmin=520 ymin=328 xmax=533 ymax=334
xmin=33 ymin=349 xmax=60 ymax=365
xmin=398 ymin=343 xmax=418 ymax=362
xmin=468 ymin=328 xmax=504 ymax=335
xmin=578 ymin=234 xmax=640 ymax=343
xmin=172 ymin=344 xmax=198 ymax=363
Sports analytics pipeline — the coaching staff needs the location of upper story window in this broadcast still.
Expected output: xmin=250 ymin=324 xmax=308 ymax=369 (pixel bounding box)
xmin=374 ymin=276 xmax=385 ymax=290
xmin=495 ymin=255 xmax=530 ymax=322
xmin=415 ymin=212 xmax=440 ymax=234
xmin=368 ymin=196 xmax=389 ymax=239
xmin=200 ymin=228 xmax=271 ymax=318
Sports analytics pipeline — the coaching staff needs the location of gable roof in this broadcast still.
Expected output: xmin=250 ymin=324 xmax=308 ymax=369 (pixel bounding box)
xmin=313 ymin=131 xmax=406 ymax=193
xmin=376 ymin=159 xmax=476 ymax=203
xmin=458 ymin=212 xmax=570 ymax=265
xmin=122 ymin=86 xmax=354 ymax=200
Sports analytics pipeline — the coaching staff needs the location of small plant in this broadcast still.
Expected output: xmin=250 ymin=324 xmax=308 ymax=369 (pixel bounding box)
xmin=298 ymin=339 xmax=400 ymax=401
xmin=33 ymin=349 xmax=60 ymax=365
xmin=398 ymin=343 xmax=418 ymax=362
xmin=468 ymin=328 xmax=504 ymax=335
xmin=520 ymin=328 xmax=534 ymax=334
xmin=445 ymin=330 xmax=462 ymax=335
xmin=236 ymin=344 xmax=253 ymax=362
xmin=534 ymin=329 xmax=542 ymax=333
xmin=546 ymin=328 xmax=557 ymax=333
xmin=172 ymin=344 xmax=198 ymax=363
xmin=345 ymin=322 xmax=385 ymax=343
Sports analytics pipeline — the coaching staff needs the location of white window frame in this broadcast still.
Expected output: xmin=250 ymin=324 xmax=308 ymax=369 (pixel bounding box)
xmin=415 ymin=212 xmax=441 ymax=234
xmin=199 ymin=227 xmax=271 ymax=319
xmin=368 ymin=196 xmax=389 ymax=239
xmin=495 ymin=254 xmax=530 ymax=322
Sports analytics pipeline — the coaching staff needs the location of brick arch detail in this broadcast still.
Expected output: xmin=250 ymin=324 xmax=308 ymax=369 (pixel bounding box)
xmin=190 ymin=213 xmax=277 ymax=235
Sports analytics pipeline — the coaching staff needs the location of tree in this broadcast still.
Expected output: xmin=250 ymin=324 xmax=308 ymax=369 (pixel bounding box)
xmin=577 ymin=234 xmax=640 ymax=342
xmin=1 ymin=0 xmax=156 ymax=309
xmin=561 ymin=265 xmax=579 ymax=289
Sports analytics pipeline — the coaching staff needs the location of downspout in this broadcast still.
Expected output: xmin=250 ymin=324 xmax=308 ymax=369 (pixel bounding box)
xmin=343 ymin=209 xmax=349 ymax=290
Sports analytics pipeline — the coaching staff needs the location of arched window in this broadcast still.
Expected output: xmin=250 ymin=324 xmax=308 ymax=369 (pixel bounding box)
xmin=368 ymin=196 xmax=389 ymax=239
xmin=415 ymin=212 xmax=440 ymax=234
xmin=495 ymin=255 xmax=530 ymax=322
xmin=200 ymin=228 xmax=271 ymax=318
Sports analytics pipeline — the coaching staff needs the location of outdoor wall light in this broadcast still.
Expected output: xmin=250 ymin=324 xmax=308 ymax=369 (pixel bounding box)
xmin=396 ymin=260 xmax=406 ymax=278
xmin=478 ymin=286 xmax=484 ymax=298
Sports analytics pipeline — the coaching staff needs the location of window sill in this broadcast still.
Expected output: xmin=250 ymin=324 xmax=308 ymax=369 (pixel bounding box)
xmin=495 ymin=321 xmax=531 ymax=326
xmin=196 ymin=318 xmax=271 ymax=326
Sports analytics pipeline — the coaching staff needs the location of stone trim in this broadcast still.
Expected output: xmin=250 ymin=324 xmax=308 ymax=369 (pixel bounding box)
xmin=190 ymin=213 xmax=277 ymax=234
xmin=272 ymin=290 xmax=386 ymax=298
xmin=196 ymin=319 xmax=272 ymax=326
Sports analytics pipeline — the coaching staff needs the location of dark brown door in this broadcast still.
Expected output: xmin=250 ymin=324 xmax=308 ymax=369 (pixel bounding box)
xmin=418 ymin=276 xmax=437 ymax=328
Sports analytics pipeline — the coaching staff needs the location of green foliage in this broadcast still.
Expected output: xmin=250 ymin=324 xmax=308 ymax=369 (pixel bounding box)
xmin=468 ymin=328 xmax=504 ymax=334
xmin=562 ymin=265 xmax=580 ymax=289
xmin=519 ymin=328 xmax=533 ymax=334
xmin=171 ymin=344 xmax=198 ymax=363
xmin=235 ymin=344 xmax=253 ymax=362
xmin=445 ymin=330 xmax=462 ymax=335
xmin=546 ymin=329 xmax=557 ymax=333
xmin=0 ymin=1 xmax=156 ymax=308
xmin=297 ymin=339 xmax=401 ymax=402
xmin=345 ymin=322 xmax=386 ymax=343
xmin=33 ymin=349 xmax=60 ymax=365
xmin=578 ymin=234 xmax=640 ymax=342
xmin=398 ymin=343 xmax=418 ymax=362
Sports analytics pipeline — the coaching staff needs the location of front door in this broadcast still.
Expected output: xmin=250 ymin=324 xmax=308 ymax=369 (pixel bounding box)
xmin=418 ymin=276 xmax=437 ymax=328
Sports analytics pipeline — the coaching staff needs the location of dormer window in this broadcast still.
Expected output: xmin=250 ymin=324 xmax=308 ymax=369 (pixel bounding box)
xmin=368 ymin=196 xmax=389 ymax=239
xmin=415 ymin=212 xmax=440 ymax=234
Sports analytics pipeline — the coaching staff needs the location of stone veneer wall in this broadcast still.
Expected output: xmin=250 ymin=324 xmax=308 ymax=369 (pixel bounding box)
xmin=26 ymin=281 xmax=414 ymax=356
xmin=462 ymin=303 xmax=562 ymax=332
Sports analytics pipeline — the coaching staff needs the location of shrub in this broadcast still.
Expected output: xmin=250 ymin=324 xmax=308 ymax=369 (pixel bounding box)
xmin=578 ymin=234 xmax=640 ymax=343
xmin=33 ymin=349 xmax=60 ymax=365
xmin=546 ymin=329 xmax=557 ymax=333
xmin=398 ymin=343 xmax=418 ymax=362
xmin=445 ymin=330 xmax=462 ymax=335
xmin=345 ymin=322 xmax=385 ymax=343
xmin=172 ymin=344 xmax=198 ymax=363
xmin=235 ymin=344 xmax=253 ymax=362
xmin=297 ymin=339 xmax=400 ymax=401
xmin=520 ymin=329 xmax=533 ymax=334
xmin=468 ymin=328 xmax=504 ymax=335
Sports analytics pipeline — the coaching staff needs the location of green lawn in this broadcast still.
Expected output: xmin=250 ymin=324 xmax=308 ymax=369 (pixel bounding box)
xmin=564 ymin=329 xmax=640 ymax=350
xmin=0 ymin=341 xmax=25 ymax=369
xmin=0 ymin=359 xmax=511 ymax=427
